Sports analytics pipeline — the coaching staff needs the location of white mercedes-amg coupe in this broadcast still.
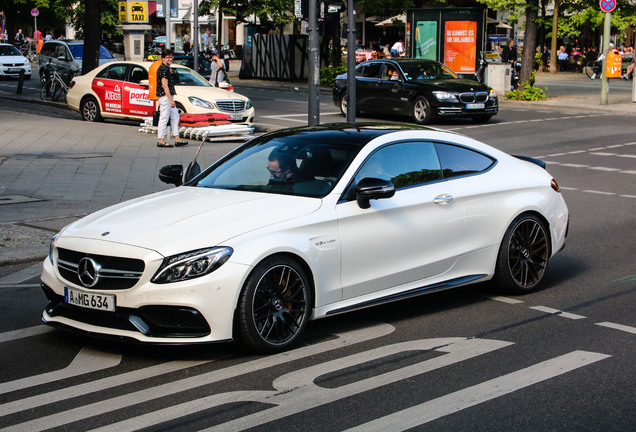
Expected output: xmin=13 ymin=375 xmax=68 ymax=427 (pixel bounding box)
xmin=41 ymin=123 xmax=569 ymax=353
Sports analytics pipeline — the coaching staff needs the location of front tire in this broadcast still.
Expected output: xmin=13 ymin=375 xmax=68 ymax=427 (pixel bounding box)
xmin=237 ymin=256 xmax=311 ymax=353
xmin=80 ymin=96 xmax=103 ymax=122
xmin=339 ymin=92 xmax=348 ymax=117
xmin=411 ymin=96 xmax=432 ymax=125
xmin=494 ymin=213 xmax=550 ymax=294
xmin=175 ymin=102 xmax=186 ymax=114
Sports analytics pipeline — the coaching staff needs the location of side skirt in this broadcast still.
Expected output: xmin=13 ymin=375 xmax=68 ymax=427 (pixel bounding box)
xmin=325 ymin=274 xmax=488 ymax=316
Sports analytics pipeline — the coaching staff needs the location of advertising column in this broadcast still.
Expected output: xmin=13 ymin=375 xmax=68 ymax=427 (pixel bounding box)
xmin=444 ymin=21 xmax=477 ymax=73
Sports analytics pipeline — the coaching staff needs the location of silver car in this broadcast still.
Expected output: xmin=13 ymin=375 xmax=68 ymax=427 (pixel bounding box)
xmin=38 ymin=40 xmax=116 ymax=84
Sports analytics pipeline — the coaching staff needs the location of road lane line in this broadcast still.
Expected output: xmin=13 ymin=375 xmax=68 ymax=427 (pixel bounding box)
xmin=89 ymin=338 xmax=512 ymax=432
xmin=0 ymin=347 xmax=121 ymax=395
xmin=483 ymin=295 xmax=524 ymax=304
xmin=529 ymin=306 xmax=586 ymax=320
xmin=0 ymin=359 xmax=212 ymax=417
xmin=0 ymin=263 xmax=42 ymax=285
xmin=0 ymin=322 xmax=395 ymax=432
xmin=0 ymin=325 xmax=52 ymax=343
xmin=343 ymin=350 xmax=610 ymax=432
xmin=595 ymin=322 xmax=636 ymax=335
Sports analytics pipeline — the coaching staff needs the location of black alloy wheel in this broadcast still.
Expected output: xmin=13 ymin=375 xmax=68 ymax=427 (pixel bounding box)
xmin=238 ymin=256 xmax=311 ymax=353
xmin=494 ymin=213 xmax=550 ymax=294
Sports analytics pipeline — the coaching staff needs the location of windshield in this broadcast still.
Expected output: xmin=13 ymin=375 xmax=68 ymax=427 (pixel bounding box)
xmin=190 ymin=133 xmax=362 ymax=198
xmin=171 ymin=67 xmax=211 ymax=86
xmin=0 ymin=45 xmax=22 ymax=56
xmin=400 ymin=62 xmax=459 ymax=81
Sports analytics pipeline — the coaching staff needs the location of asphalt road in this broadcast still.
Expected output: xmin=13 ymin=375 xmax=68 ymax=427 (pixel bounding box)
xmin=0 ymin=86 xmax=634 ymax=431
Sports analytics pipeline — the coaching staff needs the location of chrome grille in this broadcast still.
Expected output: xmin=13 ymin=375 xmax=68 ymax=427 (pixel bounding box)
xmin=215 ymin=99 xmax=246 ymax=113
xmin=56 ymin=248 xmax=145 ymax=290
xmin=459 ymin=92 xmax=489 ymax=103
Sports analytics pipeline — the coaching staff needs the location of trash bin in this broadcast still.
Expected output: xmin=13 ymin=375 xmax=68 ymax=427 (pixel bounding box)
xmin=486 ymin=63 xmax=511 ymax=94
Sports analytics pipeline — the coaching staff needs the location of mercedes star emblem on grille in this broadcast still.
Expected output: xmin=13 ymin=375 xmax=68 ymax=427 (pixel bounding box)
xmin=78 ymin=257 xmax=101 ymax=287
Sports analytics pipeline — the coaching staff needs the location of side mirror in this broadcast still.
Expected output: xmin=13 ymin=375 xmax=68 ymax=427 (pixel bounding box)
xmin=159 ymin=164 xmax=183 ymax=186
xmin=355 ymin=177 xmax=395 ymax=209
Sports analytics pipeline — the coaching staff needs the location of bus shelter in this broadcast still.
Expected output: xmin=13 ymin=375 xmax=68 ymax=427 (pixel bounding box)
xmin=406 ymin=7 xmax=487 ymax=77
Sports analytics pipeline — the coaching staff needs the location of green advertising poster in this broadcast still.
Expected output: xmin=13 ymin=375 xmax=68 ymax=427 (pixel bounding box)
xmin=415 ymin=21 xmax=437 ymax=60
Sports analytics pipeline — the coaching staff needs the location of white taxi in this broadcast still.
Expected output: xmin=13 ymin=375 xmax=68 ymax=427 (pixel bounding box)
xmin=66 ymin=60 xmax=254 ymax=123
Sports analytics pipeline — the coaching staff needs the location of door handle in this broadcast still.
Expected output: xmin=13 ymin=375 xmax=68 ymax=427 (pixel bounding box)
xmin=95 ymin=81 xmax=104 ymax=87
xmin=123 ymin=86 xmax=131 ymax=91
xmin=434 ymin=194 xmax=454 ymax=205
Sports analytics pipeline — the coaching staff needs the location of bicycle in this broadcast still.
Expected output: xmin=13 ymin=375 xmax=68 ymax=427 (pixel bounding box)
xmin=584 ymin=60 xmax=601 ymax=79
xmin=40 ymin=68 xmax=73 ymax=101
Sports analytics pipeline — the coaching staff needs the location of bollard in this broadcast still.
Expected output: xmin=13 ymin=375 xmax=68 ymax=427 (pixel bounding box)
xmin=17 ymin=70 xmax=25 ymax=95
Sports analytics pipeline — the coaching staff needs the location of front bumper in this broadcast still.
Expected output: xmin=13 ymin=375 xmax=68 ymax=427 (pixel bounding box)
xmin=40 ymin=247 xmax=250 ymax=344
xmin=435 ymin=99 xmax=498 ymax=117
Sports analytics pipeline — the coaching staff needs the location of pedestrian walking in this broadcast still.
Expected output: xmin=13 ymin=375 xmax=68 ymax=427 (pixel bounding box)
xmin=156 ymin=49 xmax=188 ymax=148
xmin=208 ymin=49 xmax=227 ymax=86
xmin=182 ymin=31 xmax=191 ymax=54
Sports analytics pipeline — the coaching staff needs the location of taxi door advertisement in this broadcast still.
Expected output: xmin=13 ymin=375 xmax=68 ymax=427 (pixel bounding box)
xmin=92 ymin=76 xmax=124 ymax=114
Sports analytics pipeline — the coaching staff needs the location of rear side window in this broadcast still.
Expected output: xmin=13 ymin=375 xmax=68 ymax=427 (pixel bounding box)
xmin=96 ymin=64 xmax=128 ymax=80
xmin=435 ymin=143 xmax=495 ymax=178
xmin=360 ymin=63 xmax=382 ymax=78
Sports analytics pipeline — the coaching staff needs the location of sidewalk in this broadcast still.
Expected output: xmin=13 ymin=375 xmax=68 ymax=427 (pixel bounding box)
xmin=1 ymin=65 xmax=635 ymax=266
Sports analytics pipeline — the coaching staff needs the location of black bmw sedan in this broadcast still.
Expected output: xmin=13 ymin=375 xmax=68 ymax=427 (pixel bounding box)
xmin=333 ymin=59 xmax=498 ymax=125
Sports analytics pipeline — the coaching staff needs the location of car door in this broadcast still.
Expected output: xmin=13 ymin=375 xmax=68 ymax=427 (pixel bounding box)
xmin=122 ymin=65 xmax=154 ymax=117
xmin=355 ymin=62 xmax=382 ymax=111
xmin=92 ymin=63 xmax=128 ymax=115
xmin=377 ymin=64 xmax=410 ymax=115
xmin=336 ymin=141 xmax=465 ymax=300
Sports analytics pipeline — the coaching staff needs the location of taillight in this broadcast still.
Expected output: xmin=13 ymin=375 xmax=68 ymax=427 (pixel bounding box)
xmin=551 ymin=178 xmax=561 ymax=192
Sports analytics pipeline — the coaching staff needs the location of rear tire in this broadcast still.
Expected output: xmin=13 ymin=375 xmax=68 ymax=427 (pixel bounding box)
xmin=339 ymin=92 xmax=348 ymax=117
xmin=80 ymin=96 xmax=103 ymax=122
xmin=493 ymin=213 xmax=550 ymax=294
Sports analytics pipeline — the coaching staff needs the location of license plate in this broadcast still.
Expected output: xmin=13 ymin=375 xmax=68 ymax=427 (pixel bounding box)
xmin=466 ymin=103 xmax=485 ymax=109
xmin=7 ymin=68 xmax=21 ymax=73
xmin=229 ymin=113 xmax=243 ymax=120
xmin=64 ymin=287 xmax=116 ymax=312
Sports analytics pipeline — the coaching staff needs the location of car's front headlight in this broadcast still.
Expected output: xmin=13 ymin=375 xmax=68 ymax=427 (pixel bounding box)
xmin=245 ymin=99 xmax=253 ymax=109
xmin=432 ymin=91 xmax=458 ymax=102
xmin=489 ymin=89 xmax=497 ymax=99
xmin=152 ymin=247 xmax=233 ymax=284
xmin=49 ymin=233 xmax=60 ymax=264
xmin=188 ymin=96 xmax=214 ymax=109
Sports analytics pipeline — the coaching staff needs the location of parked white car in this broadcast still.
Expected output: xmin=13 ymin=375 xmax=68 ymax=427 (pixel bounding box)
xmin=41 ymin=124 xmax=569 ymax=353
xmin=0 ymin=43 xmax=31 ymax=79
xmin=66 ymin=60 xmax=254 ymax=123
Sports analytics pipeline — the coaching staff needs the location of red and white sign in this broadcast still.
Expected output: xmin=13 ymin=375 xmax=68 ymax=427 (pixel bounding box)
xmin=600 ymin=0 xmax=616 ymax=12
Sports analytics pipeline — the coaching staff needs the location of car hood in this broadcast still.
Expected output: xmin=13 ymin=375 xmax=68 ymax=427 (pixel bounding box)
xmin=2 ymin=55 xmax=29 ymax=64
xmin=175 ymin=85 xmax=246 ymax=101
xmin=417 ymin=79 xmax=490 ymax=92
xmin=61 ymin=187 xmax=321 ymax=256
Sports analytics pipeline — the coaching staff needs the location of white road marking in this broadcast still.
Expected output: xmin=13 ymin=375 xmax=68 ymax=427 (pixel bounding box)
xmin=343 ymin=351 xmax=610 ymax=432
xmin=0 ymin=322 xmax=395 ymax=432
xmin=529 ymin=306 xmax=586 ymax=320
xmin=0 ymin=359 xmax=212 ymax=417
xmin=0 ymin=325 xmax=53 ymax=343
xmin=483 ymin=295 xmax=524 ymax=304
xmin=0 ymin=263 xmax=42 ymax=285
xmin=89 ymin=338 xmax=513 ymax=432
xmin=0 ymin=347 xmax=121 ymax=395
xmin=596 ymin=322 xmax=636 ymax=335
